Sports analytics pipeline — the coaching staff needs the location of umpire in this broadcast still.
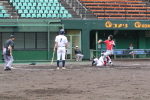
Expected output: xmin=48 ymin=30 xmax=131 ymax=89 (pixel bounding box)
xmin=3 ymin=35 xmax=15 ymax=71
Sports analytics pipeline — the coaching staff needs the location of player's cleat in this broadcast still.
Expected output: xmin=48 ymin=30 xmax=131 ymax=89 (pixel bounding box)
xmin=4 ymin=66 xmax=11 ymax=71
xmin=57 ymin=67 xmax=59 ymax=70
xmin=62 ymin=67 xmax=66 ymax=70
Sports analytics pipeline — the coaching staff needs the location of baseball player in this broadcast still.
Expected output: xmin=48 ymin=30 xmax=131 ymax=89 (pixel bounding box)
xmin=92 ymin=51 xmax=114 ymax=66
xmin=98 ymin=35 xmax=115 ymax=66
xmin=53 ymin=29 xmax=68 ymax=70
xmin=3 ymin=35 xmax=15 ymax=71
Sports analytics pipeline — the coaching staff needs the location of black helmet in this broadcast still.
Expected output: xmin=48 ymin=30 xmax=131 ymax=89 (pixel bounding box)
xmin=59 ymin=29 xmax=65 ymax=34
xmin=108 ymin=35 xmax=113 ymax=40
xmin=10 ymin=35 xmax=14 ymax=38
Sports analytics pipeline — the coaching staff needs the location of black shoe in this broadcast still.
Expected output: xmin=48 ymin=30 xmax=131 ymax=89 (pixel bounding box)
xmin=4 ymin=68 xmax=11 ymax=71
xmin=6 ymin=66 xmax=11 ymax=70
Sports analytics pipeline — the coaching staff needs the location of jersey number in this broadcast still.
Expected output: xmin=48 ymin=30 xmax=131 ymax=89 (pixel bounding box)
xmin=60 ymin=38 xmax=62 ymax=42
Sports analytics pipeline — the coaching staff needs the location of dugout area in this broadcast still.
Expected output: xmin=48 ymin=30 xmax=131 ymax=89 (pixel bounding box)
xmin=89 ymin=30 xmax=150 ymax=59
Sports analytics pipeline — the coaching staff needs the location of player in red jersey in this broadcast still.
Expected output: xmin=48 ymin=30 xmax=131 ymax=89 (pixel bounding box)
xmin=98 ymin=35 xmax=115 ymax=66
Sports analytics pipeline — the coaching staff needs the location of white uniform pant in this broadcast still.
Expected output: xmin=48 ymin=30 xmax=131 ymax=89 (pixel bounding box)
xmin=94 ymin=57 xmax=104 ymax=67
xmin=76 ymin=54 xmax=84 ymax=61
xmin=57 ymin=47 xmax=66 ymax=60
xmin=103 ymin=50 xmax=112 ymax=60
xmin=3 ymin=48 xmax=14 ymax=69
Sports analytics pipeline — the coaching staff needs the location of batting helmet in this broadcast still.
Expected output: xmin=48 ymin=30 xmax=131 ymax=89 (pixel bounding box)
xmin=10 ymin=35 xmax=14 ymax=38
xmin=60 ymin=29 xmax=65 ymax=34
xmin=108 ymin=35 xmax=113 ymax=40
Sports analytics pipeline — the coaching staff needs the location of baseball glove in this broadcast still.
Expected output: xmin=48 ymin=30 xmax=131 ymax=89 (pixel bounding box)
xmin=97 ymin=39 xmax=102 ymax=44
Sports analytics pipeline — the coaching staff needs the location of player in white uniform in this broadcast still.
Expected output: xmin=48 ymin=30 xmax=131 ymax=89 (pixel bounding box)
xmin=53 ymin=29 xmax=68 ymax=69
xmin=92 ymin=51 xmax=114 ymax=66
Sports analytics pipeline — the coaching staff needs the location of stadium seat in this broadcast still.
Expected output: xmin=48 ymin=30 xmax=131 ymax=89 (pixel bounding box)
xmin=21 ymin=14 xmax=26 ymax=17
xmin=18 ymin=10 xmax=23 ymax=14
xmin=38 ymin=3 xmax=42 ymax=6
xmin=23 ymin=3 xmax=27 ymax=6
xmin=51 ymin=7 xmax=55 ymax=10
xmin=68 ymin=14 xmax=72 ymax=18
xmin=54 ymin=10 xmax=58 ymax=14
xmin=24 ymin=0 xmax=29 ymax=2
xmin=46 ymin=7 xmax=50 ymax=10
xmin=31 ymin=7 xmax=35 ymax=10
xmin=28 ymin=3 xmax=32 ymax=6
xmin=29 ymin=10 xmax=34 ymax=13
xmin=15 ymin=6 xmax=20 ymax=10
xmin=30 ymin=0 xmax=34 ymax=3
xmin=37 ymin=14 xmax=41 ymax=18
xmin=33 ymin=3 xmax=36 ymax=6
xmin=0 ymin=14 xmax=3 ymax=17
xmin=64 ymin=10 xmax=69 ymax=14
xmin=47 ymin=3 xmax=51 ymax=6
xmin=44 ymin=10 xmax=48 ymax=14
xmin=0 ymin=6 xmax=3 ymax=10
xmin=36 ymin=7 xmax=41 ymax=10
xmin=43 ymin=3 xmax=47 ymax=6
xmin=10 ymin=0 xmax=13 ymax=3
xmin=26 ymin=6 xmax=30 ymax=10
xmin=4 ymin=14 xmax=9 ymax=17
xmin=13 ymin=3 xmax=17 ymax=6
xmin=45 ymin=0 xmax=49 ymax=3
xmin=21 ymin=6 xmax=25 ymax=10
xmin=42 ymin=14 xmax=46 ymax=18
xmin=20 ymin=0 xmax=24 ymax=3
xmin=32 ymin=14 xmax=36 ymax=18
xmin=61 ymin=7 xmax=65 ymax=10
xmin=24 ymin=10 xmax=28 ymax=14
xmin=39 ymin=0 xmax=44 ymax=3
xmin=52 ymin=3 xmax=57 ymax=7
xmin=62 ymin=14 xmax=67 ymax=18
xmin=57 ymin=14 xmax=62 ymax=18
xmin=55 ymin=7 xmax=60 ymax=10
xmin=41 ymin=7 xmax=45 ymax=10
xmin=18 ymin=3 xmax=22 ymax=6
xmin=54 ymin=0 xmax=59 ymax=3
xmin=47 ymin=14 xmax=51 ymax=18
xmin=49 ymin=10 xmax=53 ymax=14
xmin=2 ymin=10 xmax=6 ymax=13
xmin=15 ymin=0 xmax=19 ymax=2
xmin=52 ymin=14 xmax=57 ymax=18
xmin=39 ymin=10 xmax=43 ymax=14
xmin=26 ymin=14 xmax=31 ymax=17
xmin=59 ymin=10 xmax=64 ymax=14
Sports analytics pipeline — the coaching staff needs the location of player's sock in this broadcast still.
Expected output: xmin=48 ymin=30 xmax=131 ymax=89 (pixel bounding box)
xmin=92 ymin=61 xmax=95 ymax=66
xmin=57 ymin=60 xmax=60 ymax=67
xmin=104 ymin=61 xmax=106 ymax=66
xmin=62 ymin=60 xmax=65 ymax=67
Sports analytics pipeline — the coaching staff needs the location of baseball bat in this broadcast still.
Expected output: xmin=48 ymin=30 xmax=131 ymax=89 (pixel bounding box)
xmin=50 ymin=52 xmax=55 ymax=66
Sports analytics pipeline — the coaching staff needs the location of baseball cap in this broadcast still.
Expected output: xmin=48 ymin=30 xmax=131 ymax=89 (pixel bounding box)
xmin=10 ymin=35 xmax=14 ymax=38
xmin=76 ymin=46 xmax=78 ymax=48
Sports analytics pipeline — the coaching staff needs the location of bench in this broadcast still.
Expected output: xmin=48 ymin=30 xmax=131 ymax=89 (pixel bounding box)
xmin=114 ymin=49 xmax=146 ymax=59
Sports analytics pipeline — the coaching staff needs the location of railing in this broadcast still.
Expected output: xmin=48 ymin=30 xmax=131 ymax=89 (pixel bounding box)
xmin=64 ymin=0 xmax=88 ymax=19
xmin=89 ymin=49 xmax=150 ymax=60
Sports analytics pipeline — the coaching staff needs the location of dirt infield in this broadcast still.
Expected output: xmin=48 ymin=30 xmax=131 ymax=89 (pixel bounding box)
xmin=1 ymin=60 xmax=150 ymax=100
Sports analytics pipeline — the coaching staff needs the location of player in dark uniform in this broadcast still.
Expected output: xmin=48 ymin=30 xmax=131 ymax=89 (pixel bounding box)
xmin=3 ymin=35 xmax=15 ymax=71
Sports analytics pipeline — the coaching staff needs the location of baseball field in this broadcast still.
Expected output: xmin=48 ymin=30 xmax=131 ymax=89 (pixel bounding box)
xmin=0 ymin=60 xmax=150 ymax=100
